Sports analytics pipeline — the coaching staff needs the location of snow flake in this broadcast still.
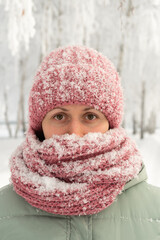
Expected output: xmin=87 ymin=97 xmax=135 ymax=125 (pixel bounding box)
xmin=147 ymin=218 xmax=153 ymax=222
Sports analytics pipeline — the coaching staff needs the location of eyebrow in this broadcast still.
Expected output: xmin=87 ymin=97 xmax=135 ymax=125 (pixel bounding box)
xmin=53 ymin=107 xmax=95 ymax=112
xmin=53 ymin=107 xmax=69 ymax=111
xmin=83 ymin=107 xmax=95 ymax=111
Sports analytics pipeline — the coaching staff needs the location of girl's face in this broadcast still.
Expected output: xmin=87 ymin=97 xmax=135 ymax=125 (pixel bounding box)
xmin=42 ymin=104 xmax=109 ymax=139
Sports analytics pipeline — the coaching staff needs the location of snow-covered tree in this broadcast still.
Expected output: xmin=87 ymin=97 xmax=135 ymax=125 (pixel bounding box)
xmin=1 ymin=0 xmax=160 ymax=138
xmin=39 ymin=0 xmax=99 ymax=58
xmin=3 ymin=0 xmax=35 ymax=56
xmin=120 ymin=0 xmax=160 ymax=133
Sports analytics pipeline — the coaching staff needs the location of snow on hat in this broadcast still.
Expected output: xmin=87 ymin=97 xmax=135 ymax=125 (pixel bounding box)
xmin=28 ymin=45 xmax=124 ymax=132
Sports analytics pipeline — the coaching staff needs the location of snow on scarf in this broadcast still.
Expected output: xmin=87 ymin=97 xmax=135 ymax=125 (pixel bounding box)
xmin=9 ymin=127 xmax=143 ymax=216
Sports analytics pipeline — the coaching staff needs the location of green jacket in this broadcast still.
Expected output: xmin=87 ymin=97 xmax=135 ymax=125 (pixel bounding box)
xmin=0 ymin=164 xmax=160 ymax=240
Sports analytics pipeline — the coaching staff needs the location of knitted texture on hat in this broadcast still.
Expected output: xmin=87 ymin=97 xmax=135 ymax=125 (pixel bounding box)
xmin=10 ymin=127 xmax=143 ymax=216
xmin=28 ymin=45 xmax=124 ymax=131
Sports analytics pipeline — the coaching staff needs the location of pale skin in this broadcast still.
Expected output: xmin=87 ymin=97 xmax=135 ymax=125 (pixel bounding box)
xmin=42 ymin=104 xmax=110 ymax=139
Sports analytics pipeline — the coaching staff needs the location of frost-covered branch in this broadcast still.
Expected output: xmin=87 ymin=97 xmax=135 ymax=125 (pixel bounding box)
xmin=3 ymin=0 xmax=36 ymax=56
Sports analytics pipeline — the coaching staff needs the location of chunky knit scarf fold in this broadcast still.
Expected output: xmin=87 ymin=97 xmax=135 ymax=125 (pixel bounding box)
xmin=10 ymin=127 xmax=143 ymax=216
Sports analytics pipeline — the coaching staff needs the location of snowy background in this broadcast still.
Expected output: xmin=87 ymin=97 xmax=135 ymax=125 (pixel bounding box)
xmin=0 ymin=0 xmax=160 ymax=188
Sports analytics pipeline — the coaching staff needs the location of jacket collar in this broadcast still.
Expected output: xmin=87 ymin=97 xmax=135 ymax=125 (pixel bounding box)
xmin=123 ymin=162 xmax=148 ymax=191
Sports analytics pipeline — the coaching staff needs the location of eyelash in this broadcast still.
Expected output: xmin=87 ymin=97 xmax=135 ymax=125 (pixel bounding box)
xmin=52 ymin=112 xmax=98 ymax=121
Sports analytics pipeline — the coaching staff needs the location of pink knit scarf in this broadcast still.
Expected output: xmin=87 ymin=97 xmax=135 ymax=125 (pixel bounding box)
xmin=10 ymin=127 xmax=142 ymax=216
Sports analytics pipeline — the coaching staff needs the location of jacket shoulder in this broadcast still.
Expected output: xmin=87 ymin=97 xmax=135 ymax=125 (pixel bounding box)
xmin=125 ymin=181 xmax=160 ymax=207
xmin=124 ymin=181 xmax=160 ymax=215
xmin=0 ymin=184 xmax=65 ymax=219
xmin=0 ymin=185 xmax=68 ymax=240
xmin=0 ymin=184 xmax=43 ymax=219
xmin=99 ymin=181 xmax=160 ymax=220
xmin=140 ymin=182 xmax=160 ymax=213
xmin=145 ymin=182 xmax=160 ymax=196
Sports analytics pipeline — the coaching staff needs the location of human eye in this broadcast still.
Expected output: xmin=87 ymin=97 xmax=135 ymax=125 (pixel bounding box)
xmin=52 ymin=113 xmax=66 ymax=121
xmin=85 ymin=112 xmax=98 ymax=121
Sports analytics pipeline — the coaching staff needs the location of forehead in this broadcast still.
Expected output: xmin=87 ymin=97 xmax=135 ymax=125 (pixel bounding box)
xmin=46 ymin=104 xmax=103 ymax=114
xmin=53 ymin=104 xmax=94 ymax=111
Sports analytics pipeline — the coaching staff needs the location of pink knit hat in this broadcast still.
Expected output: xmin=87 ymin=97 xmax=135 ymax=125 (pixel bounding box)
xmin=28 ymin=45 xmax=124 ymax=132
